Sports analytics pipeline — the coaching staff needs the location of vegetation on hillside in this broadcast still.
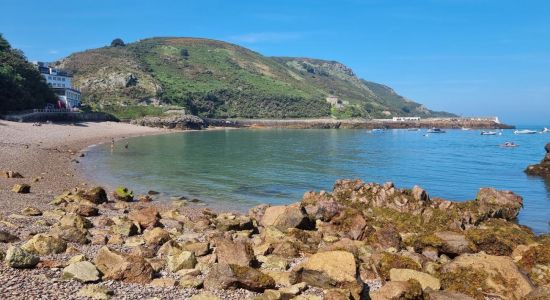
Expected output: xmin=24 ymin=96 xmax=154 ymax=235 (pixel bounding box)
xmin=56 ymin=37 xmax=453 ymax=119
xmin=0 ymin=34 xmax=57 ymax=113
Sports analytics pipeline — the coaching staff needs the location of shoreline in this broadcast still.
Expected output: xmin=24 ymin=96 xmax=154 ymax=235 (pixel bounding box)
xmin=1 ymin=119 xmax=548 ymax=300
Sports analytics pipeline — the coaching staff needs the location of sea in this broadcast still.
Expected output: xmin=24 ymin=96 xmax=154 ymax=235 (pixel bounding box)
xmin=81 ymin=127 xmax=550 ymax=233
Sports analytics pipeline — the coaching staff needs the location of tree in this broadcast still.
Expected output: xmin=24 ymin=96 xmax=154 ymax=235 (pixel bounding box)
xmin=180 ymin=48 xmax=189 ymax=59
xmin=0 ymin=34 xmax=57 ymax=112
xmin=110 ymin=38 xmax=125 ymax=47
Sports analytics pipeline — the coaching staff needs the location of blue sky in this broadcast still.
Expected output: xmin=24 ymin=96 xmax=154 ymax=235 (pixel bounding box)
xmin=1 ymin=0 xmax=549 ymax=125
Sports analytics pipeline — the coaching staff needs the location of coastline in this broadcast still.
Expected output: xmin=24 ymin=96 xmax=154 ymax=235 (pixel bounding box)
xmin=1 ymin=119 xmax=547 ymax=300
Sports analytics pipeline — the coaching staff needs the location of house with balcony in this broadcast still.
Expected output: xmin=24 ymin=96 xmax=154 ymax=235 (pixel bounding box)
xmin=34 ymin=62 xmax=81 ymax=109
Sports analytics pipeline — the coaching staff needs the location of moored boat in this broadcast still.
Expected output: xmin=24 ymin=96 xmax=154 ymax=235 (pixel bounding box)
xmin=514 ymin=129 xmax=538 ymax=135
xmin=481 ymin=131 xmax=497 ymax=135
xmin=427 ymin=128 xmax=446 ymax=133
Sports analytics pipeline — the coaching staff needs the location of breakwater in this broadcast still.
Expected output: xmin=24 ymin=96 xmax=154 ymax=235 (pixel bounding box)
xmin=205 ymin=117 xmax=514 ymax=129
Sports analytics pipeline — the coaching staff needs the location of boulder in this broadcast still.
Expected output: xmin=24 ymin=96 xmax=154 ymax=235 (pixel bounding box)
xmin=81 ymin=186 xmax=109 ymax=204
xmin=21 ymin=234 xmax=67 ymax=255
xmin=143 ymin=227 xmax=171 ymax=246
xmin=94 ymin=246 xmax=154 ymax=283
xmin=113 ymin=186 xmax=134 ymax=202
xmin=166 ymin=250 xmax=197 ymax=272
xmin=433 ymin=231 xmax=471 ymax=255
xmin=58 ymin=214 xmax=93 ymax=230
xmin=369 ymin=280 xmax=423 ymax=300
xmin=77 ymin=285 xmax=113 ymax=300
xmin=215 ymin=213 xmax=254 ymax=231
xmin=475 ymin=188 xmax=523 ymax=220
xmin=203 ymin=263 xmax=275 ymax=292
xmin=129 ymin=206 xmax=161 ymax=228
xmin=179 ymin=275 xmax=204 ymax=288
xmin=423 ymin=290 xmax=475 ymax=300
xmin=4 ymin=245 xmax=39 ymax=268
xmin=67 ymin=203 xmax=99 ymax=217
xmin=295 ymin=251 xmax=358 ymax=290
xmin=62 ymin=261 xmax=100 ymax=282
xmin=525 ymin=143 xmax=550 ymax=177
xmin=0 ymin=230 xmax=19 ymax=243
xmin=260 ymin=204 xmax=308 ymax=231
xmin=50 ymin=224 xmax=89 ymax=244
xmin=440 ymin=252 xmax=533 ymax=299
xmin=111 ymin=219 xmax=139 ymax=237
xmin=12 ymin=183 xmax=31 ymax=193
xmin=190 ymin=292 xmax=220 ymax=300
xmin=215 ymin=238 xmax=254 ymax=266
xmin=389 ymin=268 xmax=440 ymax=290
xmin=21 ymin=206 xmax=42 ymax=216
xmin=183 ymin=242 xmax=210 ymax=257
xmin=3 ymin=171 xmax=24 ymax=178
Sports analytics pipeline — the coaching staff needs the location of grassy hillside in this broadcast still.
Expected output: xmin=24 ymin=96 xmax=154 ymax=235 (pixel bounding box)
xmin=57 ymin=37 xmax=453 ymax=119
xmin=0 ymin=34 xmax=57 ymax=113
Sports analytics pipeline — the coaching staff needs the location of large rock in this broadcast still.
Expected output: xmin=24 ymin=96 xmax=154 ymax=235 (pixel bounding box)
xmin=260 ymin=204 xmax=308 ymax=231
xmin=94 ymin=246 xmax=153 ymax=283
xmin=215 ymin=238 xmax=254 ymax=266
xmin=433 ymin=231 xmax=472 ymax=255
xmin=21 ymin=234 xmax=67 ymax=255
xmin=112 ymin=186 xmax=134 ymax=202
xmin=144 ymin=227 xmax=171 ymax=246
xmin=21 ymin=206 xmax=42 ymax=216
xmin=440 ymin=252 xmax=533 ymax=299
xmin=203 ymin=263 xmax=275 ymax=292
xmin=389 ymin=268 xmax=440 ymax=290
xmin=129 ymin=206 xmax=161 ymax=229
xmin=12 ymin=183 xmax=31 ymax=193
xmin=50 ymin=224 xmax=89 ymax=244
xmin=77 ymin=285 xmax=113 ymax=300
xmin=369 ymin=280 xmax=423 ymax=300
xmin=4 ymin=245 xmax=39 ymax=268
xmin=525 ymin=143 xmax=550 ymax=177
xmin=215 ymin=213 xmax=254 ymax=231
xmin=475 ymin=188 xmax=523 ymax=220
xmin=166 ymin=250 xmax=197 ymax=272
xmin=0 ymin=230 xmax=19 ymax=243
xmin=62 ymin=261 xmax=100 ymax=282
xmin=295 ymin=251 xmax=358 ymax=290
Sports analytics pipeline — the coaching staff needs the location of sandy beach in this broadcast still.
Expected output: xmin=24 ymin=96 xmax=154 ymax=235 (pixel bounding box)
xmin=0 ymin=120 xmax=166 ymax=214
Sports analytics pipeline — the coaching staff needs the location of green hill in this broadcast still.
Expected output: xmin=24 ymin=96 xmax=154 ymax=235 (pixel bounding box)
xmin=0 ymin=34 xmax=57 ymax=113
xmin=56 ymin=37 xmax=453 ymax=119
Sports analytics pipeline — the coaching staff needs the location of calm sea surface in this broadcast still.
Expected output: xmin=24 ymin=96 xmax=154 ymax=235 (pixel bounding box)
xmin=82 ymin=128 xmax=550 ymax=233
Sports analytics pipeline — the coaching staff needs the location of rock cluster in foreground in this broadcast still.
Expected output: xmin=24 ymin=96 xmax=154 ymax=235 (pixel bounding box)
xmin=525 ymin=143 xmax=550 ymax=177
xmin=1 ymin=179 xmax=550 ymax=299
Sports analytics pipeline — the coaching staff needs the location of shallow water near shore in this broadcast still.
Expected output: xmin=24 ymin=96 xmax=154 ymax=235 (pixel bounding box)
xmin=82 ymin=128 xmax=550 ymax=233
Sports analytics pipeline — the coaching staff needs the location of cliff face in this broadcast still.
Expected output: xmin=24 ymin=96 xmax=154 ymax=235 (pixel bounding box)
xmin=56 ymin=37 xmax=454 ymax=119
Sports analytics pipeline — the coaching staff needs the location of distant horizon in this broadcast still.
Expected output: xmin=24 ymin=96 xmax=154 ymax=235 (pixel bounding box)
xmin=2 ymin=0 xmax=549 ymax=125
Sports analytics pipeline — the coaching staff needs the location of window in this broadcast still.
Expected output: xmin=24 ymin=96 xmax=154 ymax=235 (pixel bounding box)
xmin=62 ymin=78 xmax=65 ymax=81
xmin=48 ymin=76 xmax=52 ymax=79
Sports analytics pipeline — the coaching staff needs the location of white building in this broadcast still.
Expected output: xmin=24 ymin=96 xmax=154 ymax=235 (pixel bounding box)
xmin=392 ymin=116 xmax=421 ymax=121
xmin=34 ymin=62 xmax=81 ymax=109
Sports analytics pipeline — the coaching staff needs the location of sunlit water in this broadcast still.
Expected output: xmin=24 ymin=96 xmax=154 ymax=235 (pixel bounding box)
xmin=81 ymin=128 xmax=550 ymax=233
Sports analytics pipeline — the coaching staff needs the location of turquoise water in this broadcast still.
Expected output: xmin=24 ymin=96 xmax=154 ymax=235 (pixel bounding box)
xmin=82 ymin=128 xmax=550 ymax=233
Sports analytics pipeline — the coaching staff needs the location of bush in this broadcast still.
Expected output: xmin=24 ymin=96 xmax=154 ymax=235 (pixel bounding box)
xmin=110 ymin=38 xmax=125 ymax=47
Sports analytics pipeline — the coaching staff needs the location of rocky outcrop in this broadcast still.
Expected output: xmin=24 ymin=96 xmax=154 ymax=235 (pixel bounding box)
xmin=131 ymin=115 xmax=206 ymax=130
xmin=526 ymin=143 xmax=550 ymax=177
xmin=3 ymin=180 xmax=547 ymax=299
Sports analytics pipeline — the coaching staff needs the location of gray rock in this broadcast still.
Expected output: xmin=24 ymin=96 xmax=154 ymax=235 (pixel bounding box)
xmin=62 ymin=261 xmax=100 ymax=282
xmin=5 ymin=245 xmax=39 ymax=268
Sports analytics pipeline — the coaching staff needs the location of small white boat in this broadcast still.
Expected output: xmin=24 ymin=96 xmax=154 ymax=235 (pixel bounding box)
xmin=481 ymin=131 xmax=497 ymax=135
xmin=407 ymin=128 xmax=420 ymax=131
xmin=514 ymin=129 xmax=538 ymax=135
xmin=427 ymin=128 xmax=446 ymax=133
xmin=541 ymin=128 xmax=550 ymax=133
xmin=370 ymin=129 xmax=384 ymax=133
xmin=461 ymin=127 xmax=471 ymax=131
